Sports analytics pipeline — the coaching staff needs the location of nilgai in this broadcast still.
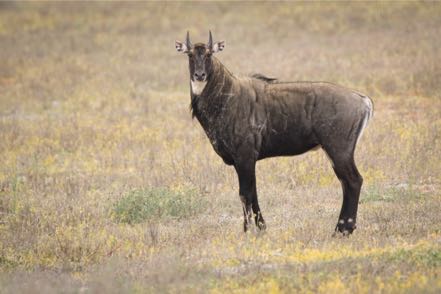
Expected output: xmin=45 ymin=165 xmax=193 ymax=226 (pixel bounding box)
xmin=175 ymin=31 xmax=373 ymax=234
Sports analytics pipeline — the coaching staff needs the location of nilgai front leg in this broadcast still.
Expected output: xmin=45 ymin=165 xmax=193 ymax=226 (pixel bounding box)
xmin=234 ymin=160 xmax=266 ymax=232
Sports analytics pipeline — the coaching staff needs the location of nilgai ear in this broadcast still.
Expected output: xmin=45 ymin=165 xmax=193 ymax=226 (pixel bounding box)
xmin=175 ymin=40 xmax=189 ymax=53
xmin=212 ymin=41 xmax=225 ymax=53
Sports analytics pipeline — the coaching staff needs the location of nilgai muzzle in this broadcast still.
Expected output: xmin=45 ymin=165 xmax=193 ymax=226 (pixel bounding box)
xmin=175 ymin=31 xmax=373 ymax=234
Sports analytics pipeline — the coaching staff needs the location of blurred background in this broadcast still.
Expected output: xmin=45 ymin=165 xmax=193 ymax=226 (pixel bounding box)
xmin=0 ymin=2 xmax=440 ymax=293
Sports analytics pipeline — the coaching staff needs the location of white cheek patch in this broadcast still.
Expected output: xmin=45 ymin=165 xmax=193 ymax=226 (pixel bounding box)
xmin=191 ymin=80 xmax=207 ymax=95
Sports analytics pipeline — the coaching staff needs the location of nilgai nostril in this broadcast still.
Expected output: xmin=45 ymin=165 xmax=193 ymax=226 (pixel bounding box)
xmin=194 ymin=72 xmax=206 ymax=81
xmin=176 ymin=31 xmax=373 ymax=235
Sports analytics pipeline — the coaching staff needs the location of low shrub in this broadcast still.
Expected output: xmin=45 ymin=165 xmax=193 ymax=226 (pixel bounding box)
xmin=112 ymin=187 xmax=205 ymax=224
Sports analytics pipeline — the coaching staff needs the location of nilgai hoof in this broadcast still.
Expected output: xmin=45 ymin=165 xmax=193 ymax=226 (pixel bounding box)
xmin=333 ymin=218 xmax=356 ymax=236
xmin=256 ymin=221 xmax=267 ymax=231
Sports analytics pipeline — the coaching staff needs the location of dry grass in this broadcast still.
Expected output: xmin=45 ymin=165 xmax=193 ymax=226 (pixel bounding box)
xmin=0 ymin=2 xmax=440 ymax=293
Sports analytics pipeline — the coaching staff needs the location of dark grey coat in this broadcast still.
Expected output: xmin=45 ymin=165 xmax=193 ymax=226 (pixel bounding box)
xmin=191 ymin=57 xmax=372 ymax=165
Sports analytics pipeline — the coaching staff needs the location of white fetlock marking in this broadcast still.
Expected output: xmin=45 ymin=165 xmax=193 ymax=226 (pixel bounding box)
xmin=339 ymin=219 xmax=345 ymax=224
xmin=241 ymin=197 xmax=252 ymax=225
xmin=348 ymin=218 xmax=354 ymax=223
xmin=246 ymin=209 xmax=252 ymax=221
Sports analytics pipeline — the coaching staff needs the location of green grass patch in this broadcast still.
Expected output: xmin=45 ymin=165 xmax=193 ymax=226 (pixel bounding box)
xmin=388 ymin=246 xmax=441 ymax=267
xmin=112 ymin=187 xmax=206 ymax=224
xmin=0 ymin=255 xmax=18 ymax=269
xmin=360 ymin=185 xmax=422 ymax=203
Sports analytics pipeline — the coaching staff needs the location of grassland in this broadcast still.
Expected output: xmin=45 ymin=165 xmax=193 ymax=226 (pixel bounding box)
xmin=0 ymin=2 xmax=440 ymax=293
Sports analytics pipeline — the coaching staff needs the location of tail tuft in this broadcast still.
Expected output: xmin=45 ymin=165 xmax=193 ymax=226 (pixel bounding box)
xmin=355 ymin=94 xmax=374 ymax=146
xmin=363 ymin=95 xmax=374 ymax=122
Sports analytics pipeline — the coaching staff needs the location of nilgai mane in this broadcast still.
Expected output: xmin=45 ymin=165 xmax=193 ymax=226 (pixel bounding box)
xmin=175 ymin=31 xmax=373 ymax=234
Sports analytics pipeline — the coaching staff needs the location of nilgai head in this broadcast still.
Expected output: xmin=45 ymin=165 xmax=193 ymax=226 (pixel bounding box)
xmin=175 ymin=31 xmax=225 ymax=83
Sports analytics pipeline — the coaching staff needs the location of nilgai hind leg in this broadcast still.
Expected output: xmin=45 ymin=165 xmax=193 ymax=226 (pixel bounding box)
xmin=323 ymin=145 xmax=363 ymax=235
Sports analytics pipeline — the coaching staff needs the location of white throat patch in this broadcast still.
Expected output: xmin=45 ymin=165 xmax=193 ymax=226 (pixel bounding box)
xmin=191 ymin=80 xmax=207 ymax=95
